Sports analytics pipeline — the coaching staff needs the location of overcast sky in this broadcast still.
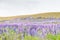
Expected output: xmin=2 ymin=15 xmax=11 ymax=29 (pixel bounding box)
xmin=0 ymin=0 xmax=60 ymax=17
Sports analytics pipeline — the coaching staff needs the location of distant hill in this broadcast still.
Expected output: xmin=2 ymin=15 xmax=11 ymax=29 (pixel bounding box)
xmin=0 ymin=12 xmax=60 ymax=21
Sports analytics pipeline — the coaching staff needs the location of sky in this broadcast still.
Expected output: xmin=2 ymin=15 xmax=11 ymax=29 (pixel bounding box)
xmin=0 ymin=0 xmax=60 ymax=17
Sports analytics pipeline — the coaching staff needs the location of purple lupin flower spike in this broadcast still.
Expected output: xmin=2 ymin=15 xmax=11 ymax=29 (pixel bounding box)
xmin=29 ymin=25 xmax=37 ymax=36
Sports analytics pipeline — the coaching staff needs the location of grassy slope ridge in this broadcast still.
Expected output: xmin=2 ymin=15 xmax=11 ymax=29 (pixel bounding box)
xmin=0 ymin=12 xmax=60 ymax=21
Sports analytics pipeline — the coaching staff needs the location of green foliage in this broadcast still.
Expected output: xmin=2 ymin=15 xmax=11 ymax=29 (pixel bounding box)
xmin=56 ymin=34 xmax=60 ymax=40
xmin=47 ymin=34 xmax=56 ymax=40
xmin=24 ymin=35 xmax=40 ymax=40
xmin=47 ymin=34 xmax=60 ymax=40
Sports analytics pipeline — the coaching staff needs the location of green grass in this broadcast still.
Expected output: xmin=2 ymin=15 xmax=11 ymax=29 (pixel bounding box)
xmin=24 ymin=35 xmax=40 ymax=40
xmin=47 ymin=34 xmax=60 ymax=40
